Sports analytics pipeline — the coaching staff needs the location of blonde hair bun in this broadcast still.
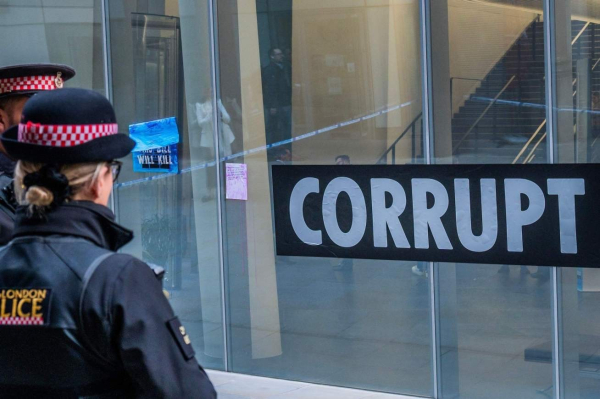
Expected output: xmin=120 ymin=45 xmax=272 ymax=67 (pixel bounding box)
xmin=25 ymin=186 xmax=54 ymax=207
xmin=15 ymin=161 xmax=106 ymax=219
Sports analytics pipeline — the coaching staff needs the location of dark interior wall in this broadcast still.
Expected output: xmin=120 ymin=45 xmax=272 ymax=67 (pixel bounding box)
xmin=255 ymin=0 xmax=293 ymax=68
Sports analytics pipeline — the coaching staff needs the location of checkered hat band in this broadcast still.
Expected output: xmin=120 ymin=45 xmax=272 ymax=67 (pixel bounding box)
xmin=0 ymin=317 xmax=43 ymax=325
xmin=18 ymin=122 xmax=119 ymax=147
xmin=0 ymin=76 xmax=56 ymax=94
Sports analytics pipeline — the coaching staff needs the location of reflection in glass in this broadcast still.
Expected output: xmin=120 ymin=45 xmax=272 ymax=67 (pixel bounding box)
xmin=0 ymin=0 xmax=105 ymax=94
xmin=218 ymin=0 xmax=429 ymax=396
xmin=431 ymin=1 xmax=554 ymax=397
xmin=109 ymin=0 xmax=224 ymax=370
xmin=447 ymin=0 xmax=547 ymax=165
xmin=560 ymin=3 xmax=600 ymax=398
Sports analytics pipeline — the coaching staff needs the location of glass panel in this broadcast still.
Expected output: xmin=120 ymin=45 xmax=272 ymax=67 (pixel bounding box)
xmin=430 ymin=0 xmax=554 ymax=397
xmin=558 ymin=3 xmax=600 ymax=398
xmin=0 ymin=0 xmax=105 ymax=94
xmin=217 ymin=1 xmax=430 ymax=396
xmin=445 ymin=0 xmax=548 ymax=165
xmin=108 ymin=0 xmax=224 ymax=370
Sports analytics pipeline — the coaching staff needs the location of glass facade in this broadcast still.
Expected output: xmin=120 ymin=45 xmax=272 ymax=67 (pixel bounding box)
xmin=4 ymin=0 xmax=600 ymax=397
xmin=0 ymin=0 xmax=106 ymax=94
xmin=107 ymin=0 xmax=225 ymax=371
xmin=559 ymin=3 xmax=600 ymax=399
xmin=216 ymin=1 xmax=430 ymax=395
xmin=431 ymin=1 xmax=554 ymax=398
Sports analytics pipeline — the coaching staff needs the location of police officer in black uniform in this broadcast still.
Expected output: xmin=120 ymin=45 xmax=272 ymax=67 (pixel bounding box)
xmin=0 ymin=88 xmax=216 ymax=398
xmin=0 ymin=63 xmax=75 ymax=244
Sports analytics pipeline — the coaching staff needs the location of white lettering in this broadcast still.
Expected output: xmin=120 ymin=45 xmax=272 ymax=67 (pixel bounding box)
xmin=370 ymin=178 xmax=410 ymax=248
xmin=547 ymin=179 xmax=585 ymax=254
xmin=412 ymin=179 xmax=453 ymax=250
xmin=289 ymin=178 xmax=322 ymax=245
xmin=504 ymin=179 xmax=545 ymax=252
xmin=323 ymin=177 xmax=367 ymax=247
xmin=455 ymin=179 xmax=498 ymax=252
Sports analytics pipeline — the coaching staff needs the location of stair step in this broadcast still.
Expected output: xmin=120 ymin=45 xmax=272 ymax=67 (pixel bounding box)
xmin=381 ymin=19 xmax=597 ymax=163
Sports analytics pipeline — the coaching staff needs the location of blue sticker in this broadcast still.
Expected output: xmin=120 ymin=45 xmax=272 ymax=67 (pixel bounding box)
xmin=129 ymin=117 xmax=179 ymax=174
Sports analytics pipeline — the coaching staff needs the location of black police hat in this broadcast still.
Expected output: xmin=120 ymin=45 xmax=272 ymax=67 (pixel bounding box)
xmin=1 ymin=88 xmax=135 ymax=164
xmin=0 ymin=63 xmax=75 ymax=99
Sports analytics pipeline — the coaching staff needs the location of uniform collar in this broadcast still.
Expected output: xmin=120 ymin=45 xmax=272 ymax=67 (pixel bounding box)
xmin=13 ymin=201 xmax=133 ymax=251
xmin=0 ymin=153 xmax=15 ymax=178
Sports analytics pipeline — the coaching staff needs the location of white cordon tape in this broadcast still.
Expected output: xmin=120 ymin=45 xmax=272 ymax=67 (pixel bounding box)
xmin=115 ymin=101 xmax=413 ymax=189
xmin=472 ymin=95 xmax=600 ymax=115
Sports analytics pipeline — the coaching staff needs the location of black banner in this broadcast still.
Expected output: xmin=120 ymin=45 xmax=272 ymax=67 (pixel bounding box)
xmin=272 ymin=164 xmax=600 ymax=268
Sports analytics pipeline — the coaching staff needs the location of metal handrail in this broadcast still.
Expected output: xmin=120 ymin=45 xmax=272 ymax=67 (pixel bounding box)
xmin=572 ymin=22 xmax=590 ymax=46
xmin=524 ymin=132 xmax=546 ymax=163
xmin=451 ymin=15 xmax=543 ymax=157
xmin=512 ymin=121 xmax=546 ymax=164
xmin=377 ymin=112 xmax=422 ymax=164
xmin=451 ymin=15 xmax=544 ymax=155
xmin=452 ymin=75 xmax=516 ymax=152
xmin=513 ymin=21 xmax=591 ymax=164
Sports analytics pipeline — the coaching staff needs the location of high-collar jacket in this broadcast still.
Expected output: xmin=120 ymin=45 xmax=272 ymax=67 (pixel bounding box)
xmin=0 ymin=202 xmax=216 ymax=398
xmin=13 ymin=201 xmax=133 ymax=251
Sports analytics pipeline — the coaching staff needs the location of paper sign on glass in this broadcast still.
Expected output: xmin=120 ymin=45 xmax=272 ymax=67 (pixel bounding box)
xmin=129 ymin=117 xmax=179 ymax=174
xmin=226 ymin=163 xmax=248 ymax=201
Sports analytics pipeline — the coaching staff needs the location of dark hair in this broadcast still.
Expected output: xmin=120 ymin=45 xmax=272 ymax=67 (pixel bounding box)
xmin=277 ymin=146 xmax=292 ymax=158
xmin=268 ymin=146 xmax=291 ymax=162
xmin=0 ymin=94 xmax=29 ymax=113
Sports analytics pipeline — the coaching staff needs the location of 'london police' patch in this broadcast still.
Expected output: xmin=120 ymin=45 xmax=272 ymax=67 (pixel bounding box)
xmin=0 ymin=288 xmax=52 ymax=326
xmin=167 ymin=317 xmax=195 ymax=360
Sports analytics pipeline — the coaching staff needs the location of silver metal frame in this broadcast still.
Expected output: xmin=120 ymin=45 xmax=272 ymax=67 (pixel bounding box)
xmin=551 ymin=267 xmax=563 ymax=399
xmin=208 ymin=0 xmax=230 ymax=371
xmin=544 ymin=1 xmax=556 ymax=164
xmin=429 ymin=259 xmax=440 ymax=399
xmin=419 ymin=1 xmax=440 ymax=397
xmin=101 ymin=0 xmax=113 ymax=103
xmin=542 ymin=1 xmax=563 ymax=398
xmin=102 ymin=0 xmax=116 ymax=213
xmin=421 ymin=2 xmax=434 ymax=166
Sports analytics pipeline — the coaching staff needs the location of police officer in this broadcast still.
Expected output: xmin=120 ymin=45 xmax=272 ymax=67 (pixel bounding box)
xmin=0 ymin=88 xmax=216 ymax=398
xmin=0 ymin=64 xmax=75 ymax=244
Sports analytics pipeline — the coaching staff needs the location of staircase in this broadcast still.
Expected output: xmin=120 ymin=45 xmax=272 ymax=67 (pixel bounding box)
xmin=452 ymin=17 xmax=546 ymax=164
xmin=571 ymin=20 xmax=600 ymax=76
xmin=378 ymin=18 xmax=600 ymax=165
xmin=571 ymin=20 xmax=600 ymax=141
xmin=452 ymin=18 xmax=600 ymax=164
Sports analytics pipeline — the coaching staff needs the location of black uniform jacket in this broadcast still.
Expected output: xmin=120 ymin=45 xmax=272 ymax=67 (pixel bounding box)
xmin=0 ymin=173 xmax=16 ymax=246
xmin=0 ymin=201 xmax=216 ymax=399
xmin=261 ymin=62 xmax=291 ymax=109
